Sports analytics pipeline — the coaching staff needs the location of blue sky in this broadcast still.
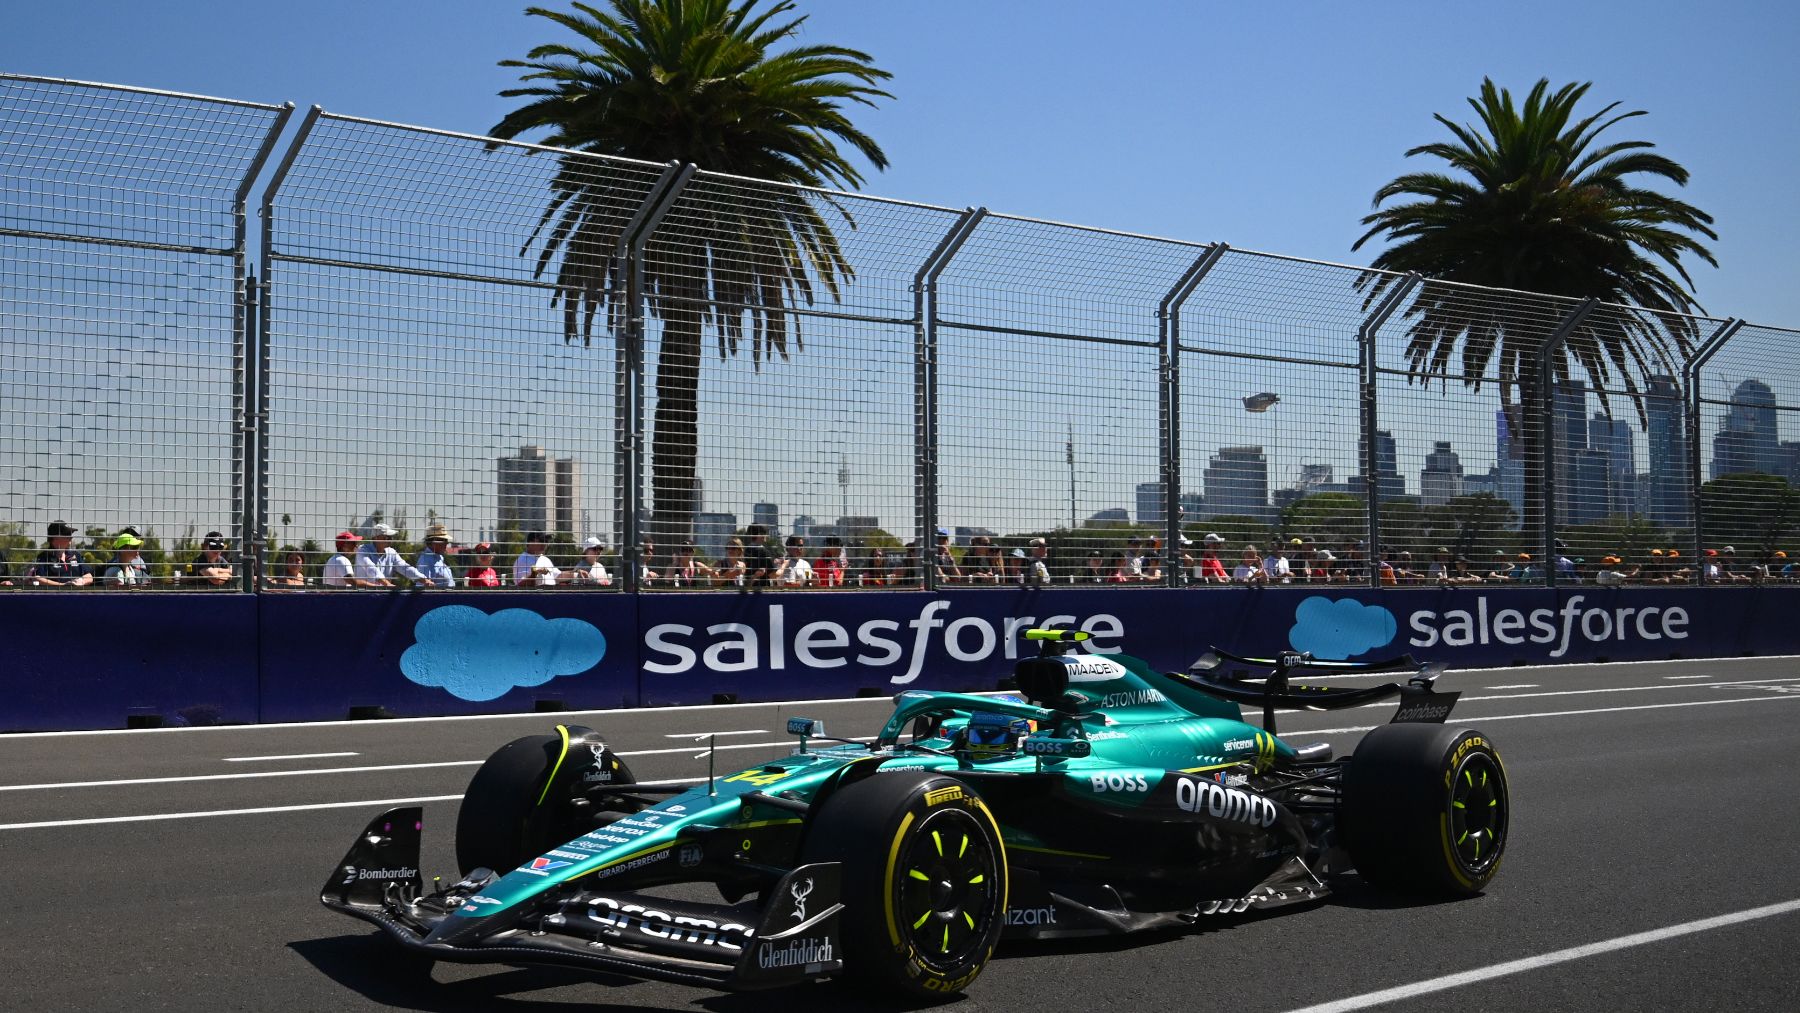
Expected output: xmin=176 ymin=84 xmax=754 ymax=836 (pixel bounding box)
xmin=5 ymin=0 xmax=1795 ymax=324
xmin=4 ymin=1 xmax=1797 ymax=542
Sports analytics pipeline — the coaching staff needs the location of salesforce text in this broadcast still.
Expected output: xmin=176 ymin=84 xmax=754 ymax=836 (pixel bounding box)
xmin=643 ymin=602 xmax=1124 ymax=682
xmin=1407 ymin=594 xmax=1687 ymax=659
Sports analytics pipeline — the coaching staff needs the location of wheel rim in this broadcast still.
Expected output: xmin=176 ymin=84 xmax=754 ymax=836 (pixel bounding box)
xmin=1448 ymin=752 xmax=1506 ymax=874
xmin=895 ymin=809 xmax=999 ymax=970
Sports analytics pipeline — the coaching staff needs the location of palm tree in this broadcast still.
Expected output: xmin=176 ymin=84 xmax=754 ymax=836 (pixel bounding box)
xmin=1353 ymin=78 xmax=1717 ymax=541
xmin=488 ymin=0 xmax=891 ymax=546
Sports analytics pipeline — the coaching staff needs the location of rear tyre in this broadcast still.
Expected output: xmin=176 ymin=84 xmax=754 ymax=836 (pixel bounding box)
xmin=1339 ymin=724 xmax=1508 ymax=896
xmin=455 ymin=733 xmax=636 ymax=875
xmin=802 ymin=773 xmax=1007 ymax=997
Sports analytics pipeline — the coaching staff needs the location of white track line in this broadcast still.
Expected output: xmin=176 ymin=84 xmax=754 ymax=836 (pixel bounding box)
xmin=0 ymin=737 xmax=863 ymax=793
xmin=1484 ymin=684 xmax=1539 ymax=690
xmin=222 ymin=752 xmax=359 ymax=763
xmin=1664 ymin=674 xmax=1713 ymax=680
xmin=1282 ymin=898 xmax=1800 ymax=1013
xmin=1285 ymin=693 xmax=1800 ymax=737
xmin=663 ymin=729 xmax=768 ymax=738
xmin=9 ymin=658 xmax=1799 ymax=739
xmin=0 ymin=777 xmax=710 ymax=832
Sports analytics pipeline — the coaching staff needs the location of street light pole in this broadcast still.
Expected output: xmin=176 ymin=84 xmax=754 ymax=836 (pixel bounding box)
xmin=1066 ymin=421 xmax=1076 ymax=530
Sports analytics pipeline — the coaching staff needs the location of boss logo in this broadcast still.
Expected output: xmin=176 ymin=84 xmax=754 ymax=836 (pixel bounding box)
xmin=1088 ymin=773 xmax=1149 ymax=793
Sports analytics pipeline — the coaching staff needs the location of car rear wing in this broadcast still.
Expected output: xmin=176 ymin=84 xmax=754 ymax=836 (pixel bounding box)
xmin=1177 ymin=648 xmax=1457 ymax=735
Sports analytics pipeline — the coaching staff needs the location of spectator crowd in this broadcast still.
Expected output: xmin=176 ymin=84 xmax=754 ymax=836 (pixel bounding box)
xmin=3 ymin=519 xmax=1794 ymax=591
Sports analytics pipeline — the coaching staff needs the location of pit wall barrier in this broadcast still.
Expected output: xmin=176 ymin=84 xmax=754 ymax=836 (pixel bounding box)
xmin=2 ymin=587 xmax=1794 ymax=732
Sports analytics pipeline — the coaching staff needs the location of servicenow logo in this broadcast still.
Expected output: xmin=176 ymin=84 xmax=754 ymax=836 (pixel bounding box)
xmin=1407 ymin=594 xmax=1688 ymax=658
xmin=643 ymin=602 xmax=1124 ymax=684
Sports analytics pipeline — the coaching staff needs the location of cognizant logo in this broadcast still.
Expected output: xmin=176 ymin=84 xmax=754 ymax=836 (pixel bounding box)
xmin=642 ymin=602 xmax=1125 ymax=683
xmin=1406 ymin=595 xmax=1688 ymax=659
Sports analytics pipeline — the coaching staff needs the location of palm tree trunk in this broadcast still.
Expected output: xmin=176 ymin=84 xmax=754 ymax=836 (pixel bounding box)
xmin=649 ymin=283 xmax=704 ymax=554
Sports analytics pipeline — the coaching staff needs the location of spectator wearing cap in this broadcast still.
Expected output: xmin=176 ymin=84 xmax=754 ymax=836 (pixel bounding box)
xmin=324 ymin=532 xmax=372 ymax=588
xmin=357 ymin=523 xmax=432 ymax=588
xmin=776 ymin=535 xmax=813 ymax=587
xmin=103 ymin=533 xmax=152 ymax=587
xmin=1594 ymin=555 xmax=1636 ymax=586
xmin=1082 ymin=548 xmax=1107 ymax=583
xmin=570 ymin=537 xmax=614 ymax=587
xmin=1427 ymin=547 xmax=1453 ymax=583
xmin=265 ymin=548 xmax=309 ymax=589
xmin=1722 ymin=545 xmax=1759 ymax=583
xmin=740 ymin=524 xmax=777 ymax=589
xmin=416 ymin=525 xmax=457 ymax=589
xmin=1315 ymin=548 xmax=1343 ymax=583
xmin=1700 ymin=548 xmax=1723 ymax=583
xmin=1192 ymin=533 xmax=1228 ymax=584
xmin=184 ymin=531 xmax=235 ymax=587
xmin=1484 ymin=550 xmax=1515 ymax=582
xmin=1552 ymin=540 xmax=1580 ymax=583
xmin=464 ymin=543 xmax=502 ymax=588
xmin=28 ymin=520 xmax=94 ymax=587
xmin=512 ymin=532 xmax=562 ymax=587
xmin=932 ymin=528 xmax=961 ymax=584
xmin=1018 ymin=537 xmax=1050 ymax=586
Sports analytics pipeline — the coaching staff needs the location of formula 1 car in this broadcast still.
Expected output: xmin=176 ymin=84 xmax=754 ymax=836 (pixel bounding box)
xmin=322 ymin=630 xmax=1509 ymax=997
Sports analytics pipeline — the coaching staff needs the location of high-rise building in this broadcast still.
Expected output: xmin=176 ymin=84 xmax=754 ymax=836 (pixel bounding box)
xmin=694 ymin=511 xmax=738 ymax=561
xmin=751 ymin=502 xmax=780 ymax=535
xmin=1351 ymin=430 xmax=1403 ymax=502
xmin=1589 ymin=413 xmax=1635 ymax=517
xmin=1135 ymin=481 xmax=1164 ymax=526
xmin=1645 ymin=374 xmax=1690 ymax=528
xmin=497 ymin=445 xmax=578 ymax=535
xmin=1566 ymin=448 xmax=1613 ymax=525
xmin=1420 ymin=441 xmax=1464 ymax=506
xmin=1495 ymin=408 xmax=1525 ymax=519
xmin=1552 ymin=381 xmax=1588 ymax=522
xmin=1205 ymin=446 xmax=1270 ymax=519
xmin=1711 ymin=378 xmax=1779 ymax=479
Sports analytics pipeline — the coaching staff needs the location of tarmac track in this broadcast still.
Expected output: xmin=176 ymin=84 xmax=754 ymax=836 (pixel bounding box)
xmin=4 ymin=657 xmax=1800 ymax=1012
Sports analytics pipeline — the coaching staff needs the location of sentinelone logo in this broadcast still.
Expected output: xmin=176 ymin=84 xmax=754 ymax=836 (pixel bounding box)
xmin=643 ymin=602 xmax=1125 ymax=683
xmin=1406 ymin=594 xmax=1689 ymax=659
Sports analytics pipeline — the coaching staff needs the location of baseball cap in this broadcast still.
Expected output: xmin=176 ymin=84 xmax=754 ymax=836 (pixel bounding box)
xmin=47 ymin=519 xmax=76 ymax=537
xmin=1704 ymin=548 xmax=1718 ymax=557
xmin=1316 ymin=549 xmax=1336 ymax=560
xmin=1650 ymin=548 xmax=1664 ymax=556
xmin=936 ymin=527 xmax=950 ymax=537
xmin=113 ymin=533 xmax=142 ymax=550
xmin=1776 ymin=551 xmax=1789 ymax=559
xmin=580 ymin=536 xmax=604 ymax=551
xmin=1178 ymin=536 xmax=1193 ymax=547
xmin=1517 ymin=553 xmax=1532 ymax=561
xmin=1668 ymin=550 xmax=1681 ymax=558
xmin=1289 ymin=537 xmax=1303 ymax=546
xmin=203 ymin=531 xmax=227 ymax=550
xmin=526 ymin=530 xmax=551 ymax=542
xmin=1602 ymin=555 xmax=1621 ymax=565
xmin=1722 ymin=545 xmax=1737 ymax=554
xmin=1202 ymin=533 xmax=1224 ymax=545
xmin=370 ymin=523 xmax=397 ymax=538
xmin=473 ymin=542 xmax=493 ymax=553
xmin=335 ymin=530 xmax=358 ymax=543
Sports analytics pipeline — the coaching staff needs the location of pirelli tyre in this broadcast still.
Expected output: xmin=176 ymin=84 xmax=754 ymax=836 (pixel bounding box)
xmin=1339 ymin=724 xmax=1509 ymax=897
xmin=454 ymin=731 xmax=636 ymax=875
xmin=802 ymin=772 xmax=1008 ymax=997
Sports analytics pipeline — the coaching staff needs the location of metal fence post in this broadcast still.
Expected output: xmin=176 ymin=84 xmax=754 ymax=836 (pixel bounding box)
xmin=1357 ymin=274 xmax=1419 ymax=586
xmin=1536 ymin=297 xmax=1600 ymax=586
xmin=1682 ymin=318 xmax=1744 ymax=580
xmin=250 ymin=105 xmax=320 ymax=590
xmin=615 ymin=162 xmax=695 ymax=593
xmin=1158 ymin=243 xmax=1227 ymax=585
xmin=913 ymin=208 xmax=985 ymax=590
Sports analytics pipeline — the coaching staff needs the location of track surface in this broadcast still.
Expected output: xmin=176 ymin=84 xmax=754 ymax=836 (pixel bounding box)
xmin=5 ymin=657 xmax=1800 ymax=1012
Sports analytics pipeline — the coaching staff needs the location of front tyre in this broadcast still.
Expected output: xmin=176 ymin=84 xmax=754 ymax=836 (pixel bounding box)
xmin=802 ymin=773 xmax=1007 ymax=997
xmin=455 ymin=732 xmax=636 ymax=875
xmin=1339 ymin=724 xmax=1509 ymax=896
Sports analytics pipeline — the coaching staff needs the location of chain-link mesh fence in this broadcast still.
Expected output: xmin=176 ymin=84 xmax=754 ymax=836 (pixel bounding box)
xmin=0 ymin=75 xmax=287 ymax=586
xmin=7 ymin=75 xmax=1800 ymax=592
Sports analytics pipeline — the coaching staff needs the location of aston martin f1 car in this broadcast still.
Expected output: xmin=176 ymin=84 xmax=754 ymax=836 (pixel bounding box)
xmin=322 ymin=630 xmax=1509 ymax=997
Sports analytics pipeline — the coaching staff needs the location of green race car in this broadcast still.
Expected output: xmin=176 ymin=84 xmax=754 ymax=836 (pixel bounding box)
xmin=322 ymin=629 xmax=1510 ymax=997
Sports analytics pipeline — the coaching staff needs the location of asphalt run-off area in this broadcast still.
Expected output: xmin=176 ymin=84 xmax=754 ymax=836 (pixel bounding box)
xmin=4 ymin=656 xmax=1799 ymax=1012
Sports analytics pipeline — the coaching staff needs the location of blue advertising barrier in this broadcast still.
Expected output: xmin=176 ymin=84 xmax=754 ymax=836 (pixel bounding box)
xmin=2 ymin=586 xmax=1796 ymax=731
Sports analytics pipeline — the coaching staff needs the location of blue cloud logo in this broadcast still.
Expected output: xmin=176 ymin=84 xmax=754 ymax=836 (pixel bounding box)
xmin=1288 ymin=596 xmax=1397 ymax=660
xmin=400 ymin=606 xmax=606 ymax=701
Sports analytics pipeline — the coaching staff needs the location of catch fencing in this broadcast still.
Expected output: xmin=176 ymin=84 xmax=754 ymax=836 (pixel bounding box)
xmin=4 ymin=73 xmax=1799 ymax=592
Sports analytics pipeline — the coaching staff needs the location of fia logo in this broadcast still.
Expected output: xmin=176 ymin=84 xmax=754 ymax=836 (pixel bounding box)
xmin=790 ymin=877 xmax=814 ymax=922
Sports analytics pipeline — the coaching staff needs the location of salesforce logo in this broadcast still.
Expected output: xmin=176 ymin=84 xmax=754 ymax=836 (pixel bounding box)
xmin=1288 ymin=596 xmax=1398 ymax=659
xmin=643 ymin=602 xmax=1124 ymax=683
xmin=400 ymin=606 xmax=607 ymax=701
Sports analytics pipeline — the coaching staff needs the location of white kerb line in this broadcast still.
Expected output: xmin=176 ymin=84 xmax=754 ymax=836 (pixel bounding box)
xmin=1281 ymin=898 xmax=1800 ymax=1013
xmin=663 ymin=729 xmax=768 ymax=738
xmin=1663 ymin=675 xmax=1713 ymax=680
xmin=1483 ymin=684 xmax=1539 ymax=690
xmin=223 ymin=752 xmax=360 ymax=762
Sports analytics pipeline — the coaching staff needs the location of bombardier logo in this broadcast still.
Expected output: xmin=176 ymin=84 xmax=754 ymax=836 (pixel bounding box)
xmin=1175 ymin=777 xmax=1277 ymax=827
xmin=341 ymin=865 xmax=418 ymax=886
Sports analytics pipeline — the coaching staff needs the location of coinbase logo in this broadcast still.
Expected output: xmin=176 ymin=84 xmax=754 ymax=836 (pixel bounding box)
xmin=1288 ymin=596 xmax=1398 ymax=660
